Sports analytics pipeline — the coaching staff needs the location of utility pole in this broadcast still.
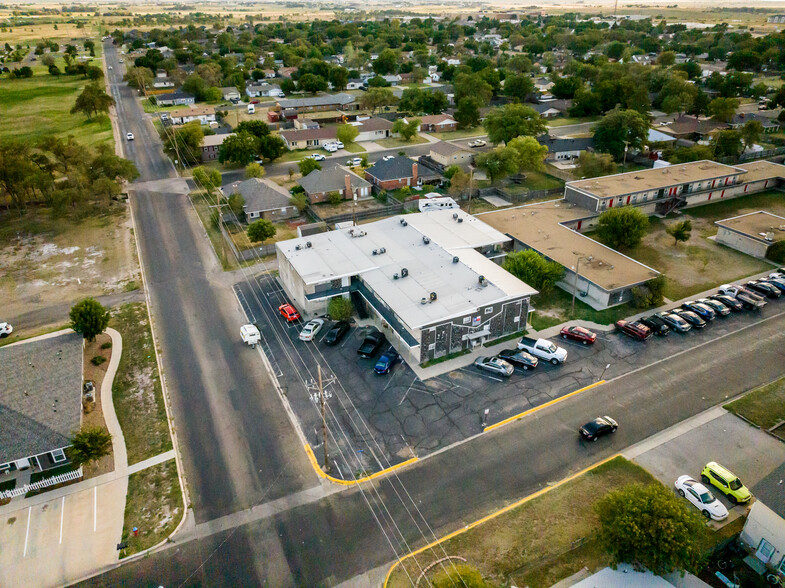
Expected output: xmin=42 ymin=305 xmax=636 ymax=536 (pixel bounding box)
xmin=318 ymin=365 xmax=330 ymax=473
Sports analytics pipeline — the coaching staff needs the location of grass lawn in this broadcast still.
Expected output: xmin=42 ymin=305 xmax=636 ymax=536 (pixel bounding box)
xmin=724 ymin=375 xmax=785 ymax=430
xmin=375 ymin=135 xmax=429 ymax=148
xmin=753 ymin=76 xmax=785 ymax=89
xmin=226 ymin=220 xmax=298 ymax=251
xmin=429 ymin=127 xmax=485 ymax=140
xmin=110 ymin=303 xmax=173 ymax=465
xmin=343 ymin=142 xmax=366 ymax=153
xmin=387 ymin=457 xmax=659 ymax=588
xmin=529 ymin=287 xmax=635 ymax=330
xmin=0 ymin=65 xmax=113 ymax=147
xmin=505 ymin=171 xmax=564 ymax=193
xmin=546 ymin=115 xmax=601 ymax=128
xmin=120 ymin=460 xmax=182 ymax=558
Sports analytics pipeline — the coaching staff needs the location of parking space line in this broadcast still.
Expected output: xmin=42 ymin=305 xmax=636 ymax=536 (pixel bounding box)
xmin=339 ymin=328 xmax=356 ymax=348
xmin=59 ymin=496 xmax=65 ymax=544
xmin=23 ymin=506 xmax=31 ymax=557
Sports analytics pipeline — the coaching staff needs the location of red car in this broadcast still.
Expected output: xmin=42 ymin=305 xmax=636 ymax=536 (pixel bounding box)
xmin=559 ymin=325 xmax=597 ymax=345
xmin=615 ymin=319 xmax=652 ymax=341
xmin=278 ymin=303 xmax=301 ymax=322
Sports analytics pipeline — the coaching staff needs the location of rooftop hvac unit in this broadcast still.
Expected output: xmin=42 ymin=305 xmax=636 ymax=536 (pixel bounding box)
xmin=452 ymin=256 xmax=459 ymax=263
xmin=423 ymin=236 xmax=430 ymax=245
xmin=479 ymin=275 xmax=487 ymax=287
xmin=393 ymin=273 xmax=399 ymax=280
xmin=453 ymin=213 xmax=459 ymax=220
xmin=306 ymin=241 xmax=312 ymax=248
xmin=401 ymin=268 xmax=409 ymax=278
xmin=295 ymin=245 xmax=302 ymax=250
xmin=420 ymin=297 xmax=428 ymax=305
xmin=400 ymin=218 xmax=408 ymax=226
xmin=457 ymin=218 xmax=463 ymax=223
xmin=379 ymin=247 xmax=386 ymax=254
xmin=372 ymin=249 xmax=378 ymax=255
xmin=429 ymin=292 xmax=437 ymax=301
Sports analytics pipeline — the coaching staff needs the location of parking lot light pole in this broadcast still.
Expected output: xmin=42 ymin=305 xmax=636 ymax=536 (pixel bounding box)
xmin=571 ymin=254 xmax=593 ymax=318
xmin=600 ymin=363 xmax=610 ymax=381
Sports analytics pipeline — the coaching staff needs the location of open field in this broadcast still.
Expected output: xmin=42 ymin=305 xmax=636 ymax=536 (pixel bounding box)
xmin=226 ymin=219 xmax=299 ymax=252
xmin=428 ymin=126 xmax=485 ymax=140
xmin=530 ymin=287 xmax=635 ymax=330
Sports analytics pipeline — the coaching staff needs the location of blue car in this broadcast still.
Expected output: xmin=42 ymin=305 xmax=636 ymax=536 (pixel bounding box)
xmin=374 ymin=350 xmax=400 ymax=375
xmin=681 ymin=301 xmax=715 ymax=321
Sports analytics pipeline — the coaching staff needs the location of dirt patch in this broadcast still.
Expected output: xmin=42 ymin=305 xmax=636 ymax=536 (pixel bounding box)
xmin=81 ymin=333 xmax=115 ymax=478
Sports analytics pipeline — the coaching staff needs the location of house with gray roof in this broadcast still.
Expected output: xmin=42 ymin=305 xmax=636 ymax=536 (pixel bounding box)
xmin=365 ymin=156 xmax=443 ymax=190
xmin=537 ymin=134 xmax=595 ymax=161
xmin=227 ymin=178 xmax=299 ymax=221
xmin=156 ymin=90 xmax=195 ymax=106
xmin=728 ymin=112 xmax=780 ymax=133
xmin=0 ymin=331 xmax=83 ymax=474
xmin=298 ymin=165 xmax=371 ymax=203
xmin=279 ymin=127 xmax=338 ymax=150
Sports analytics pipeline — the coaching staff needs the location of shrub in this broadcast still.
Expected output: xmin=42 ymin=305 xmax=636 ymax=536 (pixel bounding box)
xmin=768 ymin=240 xmax=785 ymax=263
xmin=327 ymin=191 xmax=343 ymax=206
xmin=502 ymin=250 xmax=565 ymax=293
xmin=596 ymin=207 xmax=649 ymax=250
xmin=101 ymin=341 xmax=112 ymax=349
xmin=631 ymin=275 xmax=666 ymax=309
xmin=327 ymin=296 xmax=353 ymax=320
xmin=290 ymin=184 xmax=305 ymax=195
xmin=91 ymin=355 xmax=107 ymax=366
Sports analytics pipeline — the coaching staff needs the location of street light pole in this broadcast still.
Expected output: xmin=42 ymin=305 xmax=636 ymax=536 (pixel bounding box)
xmin=571 ymin=256 xmax=582 ymax=318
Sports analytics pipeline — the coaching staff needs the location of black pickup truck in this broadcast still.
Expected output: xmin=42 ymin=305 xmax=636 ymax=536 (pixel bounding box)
xmin=357 ymin=330 xmax=386 ymax=358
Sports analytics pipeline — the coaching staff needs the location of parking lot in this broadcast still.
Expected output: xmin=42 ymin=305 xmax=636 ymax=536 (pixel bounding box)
xmin=234 ymin=273 xmax=785 ymax=479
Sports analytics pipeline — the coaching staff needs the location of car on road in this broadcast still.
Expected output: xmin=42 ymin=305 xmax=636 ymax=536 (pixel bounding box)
xmin=0 ymin=322 xmax=13 ymax=338
xmin=638 ymin=315 xmax=670 ymax=336
xmin=126 ymin=132 xmax=134 ymax=140
xmin=497 ymin=348 xmax=538 ymax=370
xmin=298 ymin=318 xmax=325 ymax=341
xmin=347 ymin=157 xmax=363 ymax=167
xmin=655 ymin=311 xmax=692 ymax=333
xmin=680 ymin=301 xmax=716 ymax=321
xmin=559 ymin=325 xmax=597 ymax=345
xmin=357 ymin=330 xmax=386 ymax=358
xmin=278 ymin=303 xmax=301 ymax=322
xmin=708 ymin=294 xmax=743 ymax=312
xmin=579 ymin=416 xmax=618 ymax=441
xmin=309 ymin=153 xmax=326 ymax=161
xmin=676 ymin=310 xmax=706 ymax=329
xmin=745 ymin=280 xmax=781 ymax=299
xmin=615 ymin=319 xmax=652 ymax=341
xmin=107 ymin=65 xmax=113 ymax=70
xmin=323 ymin=320 xmax=351 ymax=345
xmin=701 ymin=462 xmax=751 ymax=505
xmin=474 ymin=356 xmax=514 ymax=377
xmin=118 ymin=58 xmax=124 ymax=63
xmin=696 ymin=297 xmax=730 ymax=316
xmin=674 ymin=475 xmax=728 ymax=520
xmin=468 ymin=139 xmax=486 ymax=148
xmin=374 ymin=349 xmax=401 ymax=374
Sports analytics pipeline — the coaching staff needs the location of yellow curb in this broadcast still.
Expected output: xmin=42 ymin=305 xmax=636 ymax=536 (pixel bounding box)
xmin=304 ymin=444 xmax=418 ymax=486
xmin=382 ymin=453 xmax=622 ymax=588
xmin=483 ymin=380 xmax=606 ymax=433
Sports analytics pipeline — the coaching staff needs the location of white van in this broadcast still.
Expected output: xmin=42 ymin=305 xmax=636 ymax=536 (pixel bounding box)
xmin=247 ymin=104 xmax=255 ymax=114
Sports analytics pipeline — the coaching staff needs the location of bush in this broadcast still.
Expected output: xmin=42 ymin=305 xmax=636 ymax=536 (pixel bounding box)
xmin=768 ymin=240 xmax=785 ymax=263
xmin=69 ymin=298 xmax=111 ymax=342
xmin=91 ymin=355 xmax=107 ymax=366
xmin=101 ymin=341 xmax=112 ymax=349
xmin=631 ymin=275 xmax=666 ymax=309
xmin=290 ymin=184 xmax=305 ymax=195
xmin=502 ymin=250 xmax=565 ymax=293
xmin=327 ymin=296 xmax=354 ymax=320
xmin=247 ymin=218 xmax=277 ymax=243
xmin=327 ymin=191 xmax=343 ymax=206
xmin=596 ymin=207 xmax=649 ymax=250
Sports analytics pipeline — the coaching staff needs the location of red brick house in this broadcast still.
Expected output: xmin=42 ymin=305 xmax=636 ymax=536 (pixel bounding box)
xmin=365 ymin=156 xmax=422 ymax=190
xmin=297 ymin=165 xmax=371 ymax=203
xmin=417 ymin=114 xmax=458 ymax=133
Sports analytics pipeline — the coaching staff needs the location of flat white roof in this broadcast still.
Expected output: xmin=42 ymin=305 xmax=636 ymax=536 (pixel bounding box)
xmin=277 ymin=212 xmax=535 ymax=329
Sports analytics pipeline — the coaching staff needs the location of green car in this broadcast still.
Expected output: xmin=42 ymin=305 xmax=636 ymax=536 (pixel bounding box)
xmin=701 ymin=462 xmax=751 ymax=504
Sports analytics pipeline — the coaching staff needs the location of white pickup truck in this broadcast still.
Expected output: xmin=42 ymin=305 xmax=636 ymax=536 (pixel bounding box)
xmin=517 ymin=336 xmax=568 ymax=365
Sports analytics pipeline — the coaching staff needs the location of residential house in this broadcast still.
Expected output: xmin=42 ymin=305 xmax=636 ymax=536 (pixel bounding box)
xmin=297 ymin=165 xmax=371 ymax=203
xmin=221 ymin=87 xmax=241 ymax=101
xmin=729 ymin=112 xmax=780 ymax=133
xmin=227 ymin=178 xmax=299 ymax=221
xmin=741 ymin=501 xmax=785 ymax=577
xmin=152 ymin=69 xmax=175 ymax=89
xmin=156 ymin=91 xmax=195 ymax=106
xmin=570 ymin=563 xmax=711 ymax=588
xmin=279 ymin=127 xmax=338 ymax=150
xmin=346 ymin=79 xmax=365 ymax=90
xmin=247 ymin=82 xmax=283 ymax=98
xmin=201 ymin=133 xmax=234 ymax=162
xmin=365 ymin=156 xmax=439 ymax=190
xmin=382 ymin=74 xmax=402 ymax=86
xmin=660 ymin=115 xmax=729 ymax=141
xmin=533 ymin=77 xmax=554 ymax=94
xmin=529 ymin=102 xmax=563 ymax=119
xmin=292 ymin=118 xmax=320 ymax=130
xmin=446 ymin=58 xmax=461 ymax=66
xmin=169 ymin=106 xmax=216 ymax=126
xmin=398 ymin=72 xmax=414 ymax=85
xmin=417 ymin=114 xmax=458 ymax=133
xmin=429 ymin=142 xmax=473 ymax=167
xmin=352 ymin=117 xmax=395 ymax=142
xmin=537 ymin=135 xmax=595 ymax=161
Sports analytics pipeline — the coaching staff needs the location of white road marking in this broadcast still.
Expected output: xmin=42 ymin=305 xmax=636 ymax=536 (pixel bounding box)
xmin=93 ymin=486 xmax=97 ymax=532
xmin=59 ymin=496 xmax=65 ymax=544
xmin=23 ymin=506 xmax=31 ymax=557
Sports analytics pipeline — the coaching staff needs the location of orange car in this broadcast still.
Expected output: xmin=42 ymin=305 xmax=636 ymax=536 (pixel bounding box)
xmin=278 ymin=303 xmax=301 ymax=322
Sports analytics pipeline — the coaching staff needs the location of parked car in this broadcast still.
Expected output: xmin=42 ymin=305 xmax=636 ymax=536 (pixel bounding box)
xmin=357 ymin=330 xmax=386 ymax=358
xmin=768 ymin=272 xmax=785 ymax=284
xmin=676 ymin=310 xmax=706 ymax=329
xmin=126 ymin=132 xmax=134 ymax=140
xmin=762 ymin=276 xmax=785 ymax=294
xmin=333 ymin=141 xmax=344 ymax=149
xmin=696 ymin=298 xmax=730 ymax=316
xmin=310 ymin=153 xmax=326 ymax=161
xmin=680 ymin=301 xmax=716 ymax=321
xmin=474 ymin=356 xmax=514 ymax=377
xmin=347 ymin=157 xmax=363 ymax=167
xmin=497 ymin=348 xmax=538 ymax=370
xmin=701 ymin=462 xmax=752 ymax=505
xmin=655 ymin=311 xmax=692 ymax=333
xmin=559 ymin=325 xmax=597 ymax=345
xmin=674 ymin=475 xmax=728 ymax=520
xmin=324 ymin=143 xmax=339 ymax=153
xmin=0 ymin=322 xmax=13 ymax=338
xmin=615 ymin=320 xmax=652 ymax=341
xmin=468 ymin=139 xmax=486 ymax=148
xmin=717 ymin=284 xmax=767 ymax=310
xmin=382 ymin=155 xmax=395 ymax=161
xmin=374 ymin=349 xmax=401 ymax=375
xmin=638 ymin=315 xmax=670 ymax=336
xmin=746 ymin=280 xmax=781 ymax=299
xmin=517 ymin=337 xmax=567 ymax=365
xmin=298 ymin=318 xmax=325 ymax=341
xmin=323 ymin=321 xmax=351 ymax=346
xmin=708 ymin=294 xmax=743 ymax=312
xmin=278 ymin=303 xmax=301 ymax=322
xmin=579 ymin=416 xmax=618 ymax=441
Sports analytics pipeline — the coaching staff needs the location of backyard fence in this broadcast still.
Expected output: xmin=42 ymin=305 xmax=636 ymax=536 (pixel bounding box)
xmin=477 ymin=185 xmax=563 ymax=204
xmin=306 ymin=201 xmax=405 ymax=226
xmin=1 ymin=466 xmax=83 ymax=499
xmin=219 ymin=217 xmax=277 ymax=262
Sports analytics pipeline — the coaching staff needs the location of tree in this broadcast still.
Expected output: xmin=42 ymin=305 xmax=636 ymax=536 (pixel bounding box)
xmin=327 ymin=191 xmax=343 ymax=205
xmin=298 ymin=73 xmax=328 ymax=94
xmin=569 ymin=87 xmax=603 ymax=117
xmin=247 ymin=219 xmax=277 ymax=243
xmin=245 ymin=162 xmax=265 ymax=178
xmin=86 ymin=65 xmax=103 ymax=81
xmin=596 ymin=483 xmax=707 ymax=575
xmin=373 ymin=49 xmax=398 ymax=75
xmin=666 ymin=219 xmax=692 ymax=245
xmin=576 ymin=152 xmax=617 ymax=178
xmin=593 ymin=109 xmax=649 ymax=161
xmin=359 ymin=87 xmax=397 ymax=115
xmin=741 ymin=120 xmax=764 ymax=150
xmin=192 ymin=166 xmax=222 ymax=194
xmin=258 ymin=135 xmax=287 ymax=162
xmin=711 ymin=130 xmax=743 ymax=158
xmin=328 ymin=66 xmax=349 ymax=91
xmin=327 ymin=296 xmax=353 ymax=321
xmin=689 ymin=88 xmax=710 ymax=116
xmin=70 ymin=427 xmax=113 ymax=467
xmin=336 ymin=124 xmax=359 ymax=145
xmin=632 ymin=275 xmax=666 ymax=309
xmin=707 ymin=97 xmax=739 ymax=123
xmin=551 ymin=76 xmax=581 ymax=99
xmin=298 ymin=157 xmax=321 ymax=176
xmin=475 ymin=146 xmax=518 ymax=184
xmin=662 ymin=92 xmax=693 ymax=116
xmin=124 ymin=66 xmax=154 ymax=91
xmin=503 ymin=73 xmax=535 ymax=102
xmin=70 ymin=82 xmax=114 ymax=120
xmin=219 ymin=132 xmax=259 ymax=166
xmin=666 ymin=144 xmax=715 ymax=164
xmin=453 ymin=72 xmax=493 ymax=106
xmin=69 ymin=298 xmax=110 ymax=342
xmin=657 ymin=50 xmax=676 ymax=66
xmin=502 ymin=250 xmax=565 ymax=293
xmin=448 ymin=169 xmax=471 ymax=199
xmin=507 ymin=136 xmax=548 ymax=173
xmin=596 ymin=207 xmax=649 ymax=250
xmin=431 ymin=564 xmax=491 ymax=588
xmin=454 ymin=97 xmax=481 ymax=129
xmin=163 ymin=122 xmax=203 ymax=166
xmin=392 ymin=118 xmax=420 ymax=141
xmin=483 ymin=104 xmax=546 ymax=144
xmin=290 ymin=192 xmax=309 ymax=213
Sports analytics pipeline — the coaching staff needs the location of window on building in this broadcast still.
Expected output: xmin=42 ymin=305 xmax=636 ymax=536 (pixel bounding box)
xmin=51 ymin=448 xmax=66 ymax=463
